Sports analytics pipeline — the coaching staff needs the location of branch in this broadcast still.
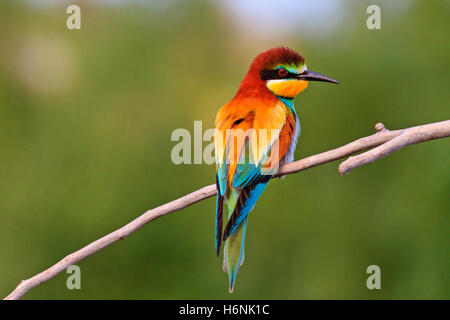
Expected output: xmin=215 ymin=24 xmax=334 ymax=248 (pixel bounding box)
xmin=4 ymin=120 xmax=449 ymax=300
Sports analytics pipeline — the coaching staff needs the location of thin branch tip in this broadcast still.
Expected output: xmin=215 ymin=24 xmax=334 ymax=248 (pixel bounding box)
xmin=375 ymin=123 xmax=386 ymax=132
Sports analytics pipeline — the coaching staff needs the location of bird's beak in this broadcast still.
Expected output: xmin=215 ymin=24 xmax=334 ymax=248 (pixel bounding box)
xmin=296 ymin=70 xmax=339 ymax=84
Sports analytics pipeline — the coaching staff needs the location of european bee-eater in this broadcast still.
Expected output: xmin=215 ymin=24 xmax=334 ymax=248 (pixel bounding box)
xmin=214 ymin=47 xmax=338 ymax=292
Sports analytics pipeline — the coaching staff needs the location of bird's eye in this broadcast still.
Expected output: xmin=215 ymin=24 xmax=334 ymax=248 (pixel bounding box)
xmin=277 ymin=68 xmax=288 ymax=77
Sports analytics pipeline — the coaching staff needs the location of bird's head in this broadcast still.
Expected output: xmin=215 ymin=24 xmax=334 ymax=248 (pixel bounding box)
xmin=251 ymin=47 xmax=338 ymax=99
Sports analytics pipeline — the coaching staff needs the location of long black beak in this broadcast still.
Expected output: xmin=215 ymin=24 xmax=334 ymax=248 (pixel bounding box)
xmin=296 ymin=70 xmax=339 ymax=84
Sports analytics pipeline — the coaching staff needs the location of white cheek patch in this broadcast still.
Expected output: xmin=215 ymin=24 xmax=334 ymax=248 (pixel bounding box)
xmin=266 ymin=79 xmax=284 ymax=86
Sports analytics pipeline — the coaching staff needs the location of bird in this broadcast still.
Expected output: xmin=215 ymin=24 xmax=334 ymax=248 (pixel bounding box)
xmin=214 ymin=47 xmax=338 ymax=293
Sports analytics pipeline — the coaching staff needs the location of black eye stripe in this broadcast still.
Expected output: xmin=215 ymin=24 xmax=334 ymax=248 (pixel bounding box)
xmin=260 ymin=69 xmax=298 ymax=81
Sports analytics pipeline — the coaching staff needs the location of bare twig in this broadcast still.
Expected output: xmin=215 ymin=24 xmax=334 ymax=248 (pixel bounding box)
xmin=338 ymin=121 xmax=450 ymax=174
xmin=4 ymin=120 xmax=449 ymax=300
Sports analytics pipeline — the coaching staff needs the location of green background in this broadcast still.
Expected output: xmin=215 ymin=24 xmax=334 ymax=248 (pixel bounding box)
xmin=0 ymin=0 xmax=448 ymax=299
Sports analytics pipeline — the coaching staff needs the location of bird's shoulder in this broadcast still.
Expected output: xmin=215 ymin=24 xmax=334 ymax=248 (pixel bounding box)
xmin=215 ymin=96 xmax=289 ymax=131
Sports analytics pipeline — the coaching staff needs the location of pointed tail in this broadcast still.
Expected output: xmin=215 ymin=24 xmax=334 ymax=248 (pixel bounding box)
xmin=223 ymin=217 xmax=247 ymax=293
xmin=217 ymin=180 xmax=270 ymax=293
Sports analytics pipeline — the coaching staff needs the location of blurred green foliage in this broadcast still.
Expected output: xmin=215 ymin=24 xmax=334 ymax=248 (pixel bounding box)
xmin=0 ymin=0 xmax=448 ymax=299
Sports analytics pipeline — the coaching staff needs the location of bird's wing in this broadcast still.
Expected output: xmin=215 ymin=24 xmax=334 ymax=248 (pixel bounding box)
xmin=215 ymin=99 xmax=290 ymax=193
xmin=215 ymin=99 xmax=294 ymax=244
xmin=214 ymin=101 xmax=255 ymax=254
